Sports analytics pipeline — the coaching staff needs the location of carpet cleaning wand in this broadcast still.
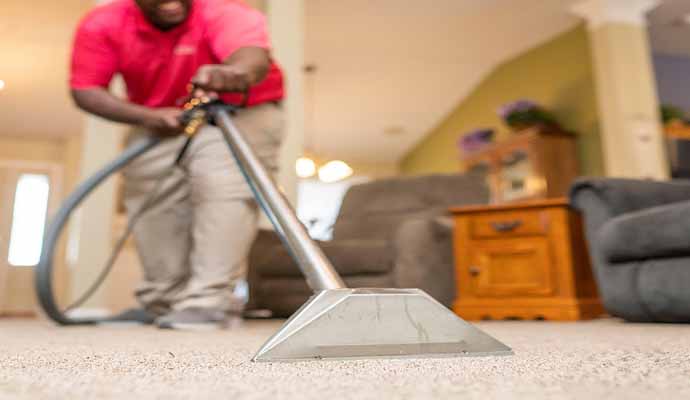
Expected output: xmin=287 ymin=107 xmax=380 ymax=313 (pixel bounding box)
xmin=209 ymin=105 xmax=512 ymax=362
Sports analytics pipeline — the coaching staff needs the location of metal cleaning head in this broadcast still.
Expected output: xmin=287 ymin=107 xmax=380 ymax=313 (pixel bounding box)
xmin=253 ymin=288 xmax=512 ymax=362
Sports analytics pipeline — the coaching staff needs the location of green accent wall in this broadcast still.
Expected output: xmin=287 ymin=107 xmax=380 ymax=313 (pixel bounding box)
xmin=401 ymin=25 xmax=603 ymax=176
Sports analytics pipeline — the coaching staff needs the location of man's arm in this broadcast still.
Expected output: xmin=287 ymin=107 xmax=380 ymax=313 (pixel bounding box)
xmin=190 ymin=47 xmax=271 ymax=93
xmin=69 ymin=16 xmax=184 ymax=134
xmin=71 ymin=47 xmax=271 ymax=133
xmin=71 ymin=87 xmax=183 ymax=135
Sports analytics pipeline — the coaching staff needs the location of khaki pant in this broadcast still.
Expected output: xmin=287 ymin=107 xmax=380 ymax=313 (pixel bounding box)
xmin=123 ymin=103 xmax=284 ymax=314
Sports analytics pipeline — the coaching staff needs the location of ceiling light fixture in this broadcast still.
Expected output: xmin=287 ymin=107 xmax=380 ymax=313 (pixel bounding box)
xmin=318 ymin=160 xmax=353 ymax=183
xmin=295 ymin=156 xmax=317 ymax=178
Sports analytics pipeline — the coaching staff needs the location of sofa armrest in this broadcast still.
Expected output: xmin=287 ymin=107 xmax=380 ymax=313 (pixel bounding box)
xmin=598 ymin=200 xmax=690 ymax=262
xmin=249 ymin=229 xmax=284 ymax=267
xmin=247 ymin=229 xmax=284 ymax=309
xmin=391 ymin=215 xmax=456 ymax=307
xmin=570 ymin=178 xmax=690 ymax=218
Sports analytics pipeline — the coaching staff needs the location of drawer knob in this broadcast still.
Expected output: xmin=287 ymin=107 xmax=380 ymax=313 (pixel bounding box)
xmin=469 ymin=266 xmax=481 ymax=276
xmin=491 ymin=220 xmax=522 ymax=232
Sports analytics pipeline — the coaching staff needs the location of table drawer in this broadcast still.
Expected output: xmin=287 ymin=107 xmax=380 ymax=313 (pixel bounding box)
xmin=469 ymin=210 xmax=550 ymax=239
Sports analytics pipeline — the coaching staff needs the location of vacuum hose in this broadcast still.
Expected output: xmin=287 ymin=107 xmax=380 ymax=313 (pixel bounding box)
xmin=35 ymin=136 xmax=161 ymax=325
xmin=36 ymin=100 xmax=346 ymax=325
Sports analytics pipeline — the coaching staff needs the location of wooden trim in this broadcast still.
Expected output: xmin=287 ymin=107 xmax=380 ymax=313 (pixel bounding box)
xmin=0 ymin=311 xmax=36 ymax=318
xmin=455 ymin=297 xmax=602 ymax=308
xmin=454 ymin=302 xmax=604 ymax=321
xmin=450 ymin=197 xmax=569 ymax=214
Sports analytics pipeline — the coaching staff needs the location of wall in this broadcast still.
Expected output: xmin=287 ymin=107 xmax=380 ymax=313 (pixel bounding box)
xmin=348 ymin=161 xmax=399 ymax=179
xmin=401 ymin=25 xmax=603 ymax=176
xmin=0 ymin=137 xmax=66 ymax=164
xmin=310 ymin=154 xmax=399 ymax=180
xmin=267 ymin=0 xmax=304 ymax=205
xmin=653 ymin=53 xmax=690 ymax=113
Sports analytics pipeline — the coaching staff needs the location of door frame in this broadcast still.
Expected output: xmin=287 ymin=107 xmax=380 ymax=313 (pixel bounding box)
xmin=0 ymin=160 xmax=63 ymax=316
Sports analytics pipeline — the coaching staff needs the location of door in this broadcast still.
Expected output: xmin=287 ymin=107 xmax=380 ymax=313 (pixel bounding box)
xmin=0 ymin=161 xmax=62 ymax=316
xmin=468 ymin=237 xmax=555 ymax=298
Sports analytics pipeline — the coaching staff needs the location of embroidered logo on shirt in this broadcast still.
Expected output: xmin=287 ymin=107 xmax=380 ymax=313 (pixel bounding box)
xmin=174 ymin=45 xmax=196 ymax=56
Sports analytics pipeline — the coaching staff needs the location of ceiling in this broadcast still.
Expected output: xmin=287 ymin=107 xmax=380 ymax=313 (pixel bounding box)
xmin=304 ymin=0 xmax=582 ymax=163
xmin=1 ymin=0 xmax=583 ymax=164
xmin=648 ymin=0 xmax=690 ymax=57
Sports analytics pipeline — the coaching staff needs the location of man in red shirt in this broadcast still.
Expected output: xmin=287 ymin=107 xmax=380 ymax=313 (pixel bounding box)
xmin=70 ymin=0 xmax=284 ymax=329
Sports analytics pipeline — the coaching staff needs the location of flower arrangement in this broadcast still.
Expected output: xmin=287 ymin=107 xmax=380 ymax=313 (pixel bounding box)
xmin=458 ymin=128 xmax=495 ymax=155
xmin=498 ymin=99 xmax=559 ymax=131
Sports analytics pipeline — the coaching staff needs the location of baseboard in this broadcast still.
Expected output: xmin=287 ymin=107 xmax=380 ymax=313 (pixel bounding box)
xmin=65 ymin=308 xmax=112 ymax=319
xmin=0 ymin=311 xmax=36 ymax=318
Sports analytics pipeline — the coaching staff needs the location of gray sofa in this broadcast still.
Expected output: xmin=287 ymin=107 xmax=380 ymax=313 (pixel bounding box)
xmin=247 ymin=173 xmax=489 ymax=317
xmin=570 ymin=178 xmax=690 ymax=322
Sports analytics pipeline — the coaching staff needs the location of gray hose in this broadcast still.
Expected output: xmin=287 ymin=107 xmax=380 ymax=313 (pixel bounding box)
xmin=35 ymin=135 xmax=161 ymax=325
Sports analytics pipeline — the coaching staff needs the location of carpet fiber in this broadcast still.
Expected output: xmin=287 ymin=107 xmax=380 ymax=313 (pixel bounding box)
xmin=1 ymin=318 xmax=689 ymax=399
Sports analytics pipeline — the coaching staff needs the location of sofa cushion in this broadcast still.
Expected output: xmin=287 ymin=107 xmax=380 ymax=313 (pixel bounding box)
xmin=598 ymin=200 xmax=690 ymax=263
xmin=337 ymin=173 xmax=488 ymax=219
xmin=333 ymin=209 xmax=442 ymax=241
xmin=256 ymin=239 xmax=393 ymax=277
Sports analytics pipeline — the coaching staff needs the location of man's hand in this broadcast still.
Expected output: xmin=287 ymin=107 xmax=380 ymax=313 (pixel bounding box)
xmin=71 ymin=88 xmax=185 ymax=137
xmin=140 ymin=107 xmax=184 ymax=136
xmin=191 ymin=64 xmax=252 ymax=93
xmin=190 ymin=47 xmax=271 ymax=94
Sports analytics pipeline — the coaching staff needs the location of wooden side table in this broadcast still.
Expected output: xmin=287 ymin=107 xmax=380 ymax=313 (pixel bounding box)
xmin=450 ymin=198 xmax=604 ymax=321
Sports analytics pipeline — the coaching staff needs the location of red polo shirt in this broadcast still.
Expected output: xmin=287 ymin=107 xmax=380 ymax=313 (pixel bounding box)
xmin=70 ymin=0 xmax=284 ymax=108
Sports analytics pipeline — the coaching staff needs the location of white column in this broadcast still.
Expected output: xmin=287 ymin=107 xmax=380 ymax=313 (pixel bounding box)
xmin=571 ymin=0 xmax=668 ymax=179
xmin=266 ymin=0 xmax=305 ymax=204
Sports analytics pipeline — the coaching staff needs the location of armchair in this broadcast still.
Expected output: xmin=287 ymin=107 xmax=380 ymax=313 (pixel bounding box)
xmin=570 ymin=178 xmax=690 ymax=322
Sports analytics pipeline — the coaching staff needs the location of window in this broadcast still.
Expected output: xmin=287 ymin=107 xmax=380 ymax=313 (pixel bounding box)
xmin=7 ymin=174 xmax=51 ymax=267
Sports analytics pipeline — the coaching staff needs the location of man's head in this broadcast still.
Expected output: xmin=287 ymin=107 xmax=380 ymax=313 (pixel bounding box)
xmin=135 ymin=0 xmax=192 ymax=30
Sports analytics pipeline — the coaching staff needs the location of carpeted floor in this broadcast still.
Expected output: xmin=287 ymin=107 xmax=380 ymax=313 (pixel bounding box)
xmin=0 ymin=318 xmax=689 ymax=400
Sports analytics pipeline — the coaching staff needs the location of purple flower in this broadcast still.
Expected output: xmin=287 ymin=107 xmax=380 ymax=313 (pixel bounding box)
xmin=498 ymin=99 xmax=538 ymax=119
xmin=458 ymin=128 xmax=495 ymax=153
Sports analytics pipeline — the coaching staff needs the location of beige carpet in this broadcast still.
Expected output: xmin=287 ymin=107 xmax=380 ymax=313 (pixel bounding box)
xmin=0 ymin=318 xmax=689 ymax=400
